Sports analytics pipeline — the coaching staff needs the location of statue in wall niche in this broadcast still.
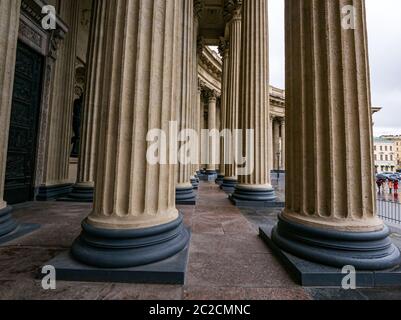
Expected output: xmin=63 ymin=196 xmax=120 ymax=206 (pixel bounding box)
xmin=71 ymin=94 xmax=83 ymax=158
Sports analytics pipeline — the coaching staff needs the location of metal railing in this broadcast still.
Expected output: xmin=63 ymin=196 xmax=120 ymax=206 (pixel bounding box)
xmin=377 ymin=199 xmax=401 ymax=224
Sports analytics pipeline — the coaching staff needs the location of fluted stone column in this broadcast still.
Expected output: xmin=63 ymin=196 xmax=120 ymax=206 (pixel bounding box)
xmin=267 ymin=114 xmax=274 ymax=175
xmin=273 ymin=118 xmax=281 ymax=171
xmin=197 ymin=81 xmax=204 ymax=173
xmin=190 ymin=1 xmax=202 ymax=189
xmin=280 ymin=119 xmax=285 ymax=171
xmin=0 ymin=0 xmax=21 ymax=238
xmin=205 ymin=90 xmax=218 ymax=180
xmin=231 ymin=0 xmax=276 ymax=205
xmin=270 ymin=0 xmax=400 ymax=270
xmin=176 ymin=0 xmax=197 ymax=204
xmin=68 ymin=0 xmax=104 ymax=202
xmin=221 ymin=3 xmax=242 ymax=193
xmin=71 ymin=0 xmax=189 ymax=268
xmin=38 ymin=0 xmax=81 ymax=200
xmin=216 ymin=40 xmax=229 ymax=185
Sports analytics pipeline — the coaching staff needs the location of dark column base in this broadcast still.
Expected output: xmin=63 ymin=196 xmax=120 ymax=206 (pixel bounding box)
xmin=190 ymin=177 xmax=199 ymax=190
xmin=260 ymin=224 xmax=401 ymax=287
xmin=0 ymin=206 xmax=40 ymax=245
xmin=36 ymin=184 xmax=73 ymax=201
xmin=215 ymin=175 xmax=224 ymax=186
xmin=220 ymin=178 xmax=238 ymax=194
xmin=60 ymin=184 xmax=94 ymax=203
xmin=176 ymin=185 xmax=197 ymax=205
xmin=271 ymin=213 xmax=401 ymax=271
xmin=230 ymin=184 xmax=280 ymax=207
xmin=205 ymin=170 xmax=217 ymax=181
xmin=0 ymin=206 xmax=18 ymax=238
xmin=70 ymin=213 xmax=190 ymax=270
xmin=42 ymin=233 xmax=191 ymax=285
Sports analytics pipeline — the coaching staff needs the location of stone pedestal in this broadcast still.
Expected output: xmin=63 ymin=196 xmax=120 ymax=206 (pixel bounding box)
xmin=266 ymin=0 xmax=401 ymax=273
xmin=231 ymin=0 xmax=276 ymax=206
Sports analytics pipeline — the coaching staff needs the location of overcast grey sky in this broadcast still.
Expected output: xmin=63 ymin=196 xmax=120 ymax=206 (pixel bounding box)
xmin=268 ymin=0 xmax=401 ymax=136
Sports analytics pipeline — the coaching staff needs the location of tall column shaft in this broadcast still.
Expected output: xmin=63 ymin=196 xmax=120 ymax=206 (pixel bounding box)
xmin=284 ymin=0 xmax=379 ymax=231
xmin=0 ymin=0 xmax=21 ymax=237
xmin=197 ymin=82 xmax=203 ymax=171
xmin=271 ymin=0 xmax=400 ymax=270
xmin=0 ymin=0 xmax=21 ymax=211
xmin=191 ymin=3 xmax=201 ymax=181
xmin=221 ymin=5 xmax=241 ymax=193
xmin=232 ymin=0 xmax=276 ymax=204
xmin=273 ymin=118 xmax=281 ymax=170
xmin=280 ymin=119 xmax=285 ymax=170
xmin=268 ymin=115 xmax=274 ymax=174
xmin=176 ymin=0 xmax=197 ymax=204
xmin=206 ymin=92 xmax=217 ymax=174
xmin=76 ymin=0 xmax=106 ymax=186
xmin=39 ymin=0 xmax=80 ymax=200
xmin=69 ymin=0 xmax=105 ymax=202
xmin=217 ymin=41 xmax=229 ymax=181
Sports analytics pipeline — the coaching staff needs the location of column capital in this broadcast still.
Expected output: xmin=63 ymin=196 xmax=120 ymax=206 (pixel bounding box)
xmin=205 ymin=89 xmax=219 ymax=103
xmin=218 ymin=38 xmax=230 ymax=58
xmin=194 ymin=0 xmax=203 ymax=20
xmin=224 ymin=0 xmax=242 ymax=22
xmin=197 ymin=36 xmax=205 ymax=56
xmin=198 ymin=78 xmax=206 ymax=92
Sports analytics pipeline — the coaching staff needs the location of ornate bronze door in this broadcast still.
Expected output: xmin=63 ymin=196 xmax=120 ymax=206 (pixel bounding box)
xmin=4 ymin=41 xmax=43 ymax=204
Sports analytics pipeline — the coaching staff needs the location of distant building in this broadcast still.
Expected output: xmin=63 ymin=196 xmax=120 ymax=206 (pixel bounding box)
xmin=380 ymin=135 xmax=401 ymax=171
xmin=374 ymin=137 xmax=397 ymax=173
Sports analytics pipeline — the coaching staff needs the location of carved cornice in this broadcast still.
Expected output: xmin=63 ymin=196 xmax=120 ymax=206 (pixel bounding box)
xmin=198 ymin=47 xmax=222 ymax=80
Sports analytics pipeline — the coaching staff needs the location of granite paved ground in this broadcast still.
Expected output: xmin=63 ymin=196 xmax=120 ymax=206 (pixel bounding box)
xmin=0 ymin=181 xmax=400 ymax=300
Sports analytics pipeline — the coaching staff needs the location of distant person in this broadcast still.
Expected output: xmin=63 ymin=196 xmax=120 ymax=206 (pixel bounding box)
xmin=376 ymin=179 xmax=383 ymax=193
xmin=394 ymin=180 xmax=399 ymax=195
xmin=388 ymin=180 xmax=394 ymax=194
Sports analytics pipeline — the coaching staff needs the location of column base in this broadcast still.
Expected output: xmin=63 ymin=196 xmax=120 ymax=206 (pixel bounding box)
xmin=190 ymin=177 xmax=199 ymax=190
xmin=270 ymin=213 xmax=401 ymax=271
xmin=70 ymin=213 xmax=190 ymax=270
xmin=230 ymin=184 xmax=280 ymax=207
xmin=0 ymin=206 xmax=18 ymax=238
xmin=215 ymin=175 xmax=224 ymax=186
xmin=36 ymin=184 xmax=73 ymax=201
xmin=42 ymin=232 xmax=191 ymax=285
xmin=203 ymin=170 xmax=217 ymax=181
xmin=176 ymin=185 xmax=197 ymax=205
xmin=0 ymin=206 xmax=40 ymax=245
xmin=221 ymin=178 xmax=238 ymax=194
xmin=59 ymin=184 xmax=94 ymax=203
xmin=260 ymin=223 xmax=401 ymax=287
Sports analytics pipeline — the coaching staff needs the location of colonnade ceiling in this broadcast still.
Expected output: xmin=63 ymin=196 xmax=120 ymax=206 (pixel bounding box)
xmin=199 ymin=0 xmax=226 ymax=45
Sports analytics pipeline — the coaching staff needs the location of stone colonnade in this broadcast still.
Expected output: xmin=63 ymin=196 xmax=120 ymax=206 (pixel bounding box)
xmin=0 ymin=0 xmax=399 ymax=278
